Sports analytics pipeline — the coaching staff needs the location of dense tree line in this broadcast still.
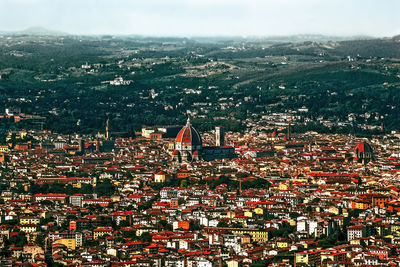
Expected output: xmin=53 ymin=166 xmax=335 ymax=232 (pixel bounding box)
xmin=0 ymin=35 xmax=399 ymax=135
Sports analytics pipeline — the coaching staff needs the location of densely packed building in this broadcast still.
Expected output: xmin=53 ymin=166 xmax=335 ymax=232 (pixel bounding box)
xmin=1 ymin=121 xmax=400 ymax=266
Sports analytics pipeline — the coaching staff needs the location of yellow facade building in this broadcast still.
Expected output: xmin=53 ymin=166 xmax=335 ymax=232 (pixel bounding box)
xmin=20 ymin=217 xmax=40 ymax=225
xmin=54 ymin=238 xmax=76 ymax=250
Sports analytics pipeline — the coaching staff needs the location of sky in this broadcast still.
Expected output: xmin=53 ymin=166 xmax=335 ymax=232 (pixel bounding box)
xmin=0 ymin=0 xmax=399 ymax=37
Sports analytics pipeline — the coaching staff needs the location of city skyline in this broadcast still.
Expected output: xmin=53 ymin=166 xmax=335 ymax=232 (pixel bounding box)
xmin=1 ymin=1 xmax=400 ymax=265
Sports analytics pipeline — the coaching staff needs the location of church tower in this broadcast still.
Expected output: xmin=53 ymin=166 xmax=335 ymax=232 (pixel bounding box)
xmin=215 ymin=126 xmax=224 ymax=147
xmin=105 ymin=118 xmax=109 ymax=140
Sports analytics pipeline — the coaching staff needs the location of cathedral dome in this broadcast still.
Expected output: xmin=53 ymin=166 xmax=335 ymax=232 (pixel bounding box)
xmin=355 ymin=142 xmax=373 ymax=155
xmin=354 ymin=141 xmax=373 ymax=164
xmin=175 ymin=118 xmax=202 ymax=150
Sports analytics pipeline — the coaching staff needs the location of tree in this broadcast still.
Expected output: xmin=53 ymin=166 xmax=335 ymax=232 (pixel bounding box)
xmin=81 ymin=184 xmax=93 ymax=194
xmin=159 ymin=220 xmax=173 ymax=231
xmin=231 ymin=222 xmax=243 ymax=228
xmin=9 ymin=231 xmax=27 ymax=247
xmin=217 ymin=221 xmax=229 ymax=228
xmin=95 ymin=179 xmax=115 ymax=196
xmin=263 ymin=211 xmax=276 ymax=220
xmin=289 ymin=212 xmax=301 ymax=219
xmin=390 ymin=246 xmax=398 ymax=256
xmin=139 ymin=232 xmax=152 ymax=243
xmin=35 ymin=234 xmax=45 ymax=247
xmin=250 ymin=260 xmax=272 ymax=267
xmin=317 ymin=228 xmax=346 ymax=248
xmin=311 ymin=197 xmax=321 ymax=203
xmin=269 ymin=222 xmax=296 ymax=239
xmin=119 ymin=220 xmax=130 ymax=228
xmin=180 ymin=179 xmax=187 ymax=187
xmin=189 ymin=221 xmax=202 ymax=231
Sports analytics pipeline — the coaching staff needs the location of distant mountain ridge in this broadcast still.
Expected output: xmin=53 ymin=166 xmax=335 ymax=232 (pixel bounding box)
xmin=0 ymin=26 xmax=68 ymax=36
xmin=0 ymin=27 xmax=398 ymax=43
xmin=189 ymin=34 xmax=375 ymax=43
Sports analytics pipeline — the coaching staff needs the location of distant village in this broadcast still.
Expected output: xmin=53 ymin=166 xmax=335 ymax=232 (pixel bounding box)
xmin=1 ymin=112 xmax=400 ymax=267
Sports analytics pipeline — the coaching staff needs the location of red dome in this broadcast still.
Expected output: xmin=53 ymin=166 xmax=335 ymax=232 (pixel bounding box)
xmin=354 ymin=141 xmax=373 ymax=163
xmin=176 ymin=118 xmax=202 ymax=147
xmin=355 ymin=142 xmax=373 ymax=154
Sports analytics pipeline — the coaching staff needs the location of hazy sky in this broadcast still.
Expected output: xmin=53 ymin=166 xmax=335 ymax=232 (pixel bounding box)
xmin=0 ymin=0 xmax=399 ymax=37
